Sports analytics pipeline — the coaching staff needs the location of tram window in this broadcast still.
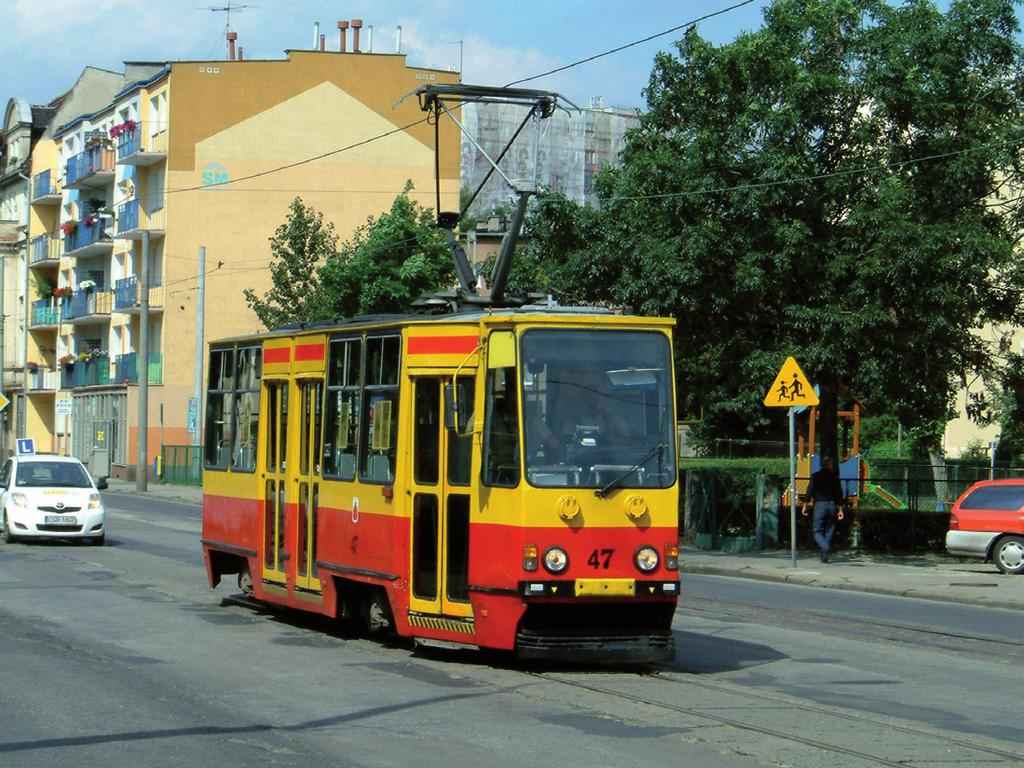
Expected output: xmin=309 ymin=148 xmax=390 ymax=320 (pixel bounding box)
xmin=484 ymin=365 xmax=520 ymax=487
xmin=231 ymin=346 xmax=261 ymax=473
xmin=414 ymin=379 xmax=439 ymax=485
xmin=447 ymin=376 xmax=474 ymax=487
xmin=412 ymin=493 xmax=438 ymax=599
xmin=360 ymin=336 xmax=400 ymax=484
xmin=266 ymin=385 xmax=279 ymax=472
xmin=204 ymin=347 xmax=235 ymax=470
xmin=446 ymin=494 xmax=470 ymax=602
xmin=323 ymin=338 xmax=360 ymax=481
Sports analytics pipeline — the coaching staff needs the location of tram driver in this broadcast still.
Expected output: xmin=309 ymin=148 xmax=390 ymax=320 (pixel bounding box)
xmin=537 ymin=369 xmax=633 ymax=460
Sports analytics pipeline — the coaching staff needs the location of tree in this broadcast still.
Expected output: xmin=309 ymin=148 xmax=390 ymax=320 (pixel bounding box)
xmin=316 ymin=185 xmax=453 ymax=317
xmin=518 ymin=0 xmax=1024 ymax=472
xmin=244 ymin=197 xmax=337 ymax=329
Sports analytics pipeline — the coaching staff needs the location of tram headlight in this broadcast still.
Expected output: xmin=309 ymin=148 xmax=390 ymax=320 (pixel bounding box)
xmin=635 ymin=545 xmax=660 ymax=573
xmin=542 ymin=546 xmax=569 ymax=574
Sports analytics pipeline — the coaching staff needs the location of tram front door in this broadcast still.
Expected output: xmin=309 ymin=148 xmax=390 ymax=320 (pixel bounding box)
xmin=408 ymin=375 xmax=474 ymax=620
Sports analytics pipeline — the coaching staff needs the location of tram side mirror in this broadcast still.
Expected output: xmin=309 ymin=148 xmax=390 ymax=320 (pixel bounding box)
xmin=444 ymin=383 xmax=472 ymax=434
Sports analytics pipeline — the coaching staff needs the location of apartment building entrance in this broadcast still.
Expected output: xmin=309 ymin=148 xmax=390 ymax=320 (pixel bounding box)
xmin=71 ymin=392 xmax=127 ymax=474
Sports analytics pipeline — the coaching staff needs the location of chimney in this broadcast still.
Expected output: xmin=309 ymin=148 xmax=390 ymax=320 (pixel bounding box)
xmin=319 ymin=34 xmax=325 ymax=51
xmin=226 ymin=31 xmax=237 ymax=61
xmin=351 ymin=19 xmax=362 ymax=53
xmin=238 ymin=47 xmax=244 ymax=60
xmin=338 ymin=20 xmax=348 ymax=53
xmin=313 ymin=21 xmax=320 ymax=49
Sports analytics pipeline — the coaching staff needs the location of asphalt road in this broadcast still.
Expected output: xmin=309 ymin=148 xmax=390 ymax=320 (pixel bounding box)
xmin=0 ymin=494 xmax=1020 ymax=768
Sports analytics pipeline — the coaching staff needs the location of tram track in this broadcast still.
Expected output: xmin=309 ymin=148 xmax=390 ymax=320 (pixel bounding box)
xmin=525 ymin=668 xmax=1024 ymax=766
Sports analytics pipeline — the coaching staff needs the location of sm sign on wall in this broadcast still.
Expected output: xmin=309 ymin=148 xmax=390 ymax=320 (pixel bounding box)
xmin=203 ymin=161 xmax=229 ymax=189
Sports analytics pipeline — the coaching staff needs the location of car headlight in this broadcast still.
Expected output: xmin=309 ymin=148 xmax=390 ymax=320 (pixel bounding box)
xmin=10 ymin=493 xmax=27 ymax=508
xmin=635 ymin=545 xmax=659 ymax=573
xmin=88 ymin=493 xmax=102 ymax=510
xmin=543 ymin=546 xmax=569 ymax=574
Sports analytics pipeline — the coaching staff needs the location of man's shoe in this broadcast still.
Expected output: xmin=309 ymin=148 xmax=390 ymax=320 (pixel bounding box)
xmin=821 ymin=550 xmax=830 ymax=563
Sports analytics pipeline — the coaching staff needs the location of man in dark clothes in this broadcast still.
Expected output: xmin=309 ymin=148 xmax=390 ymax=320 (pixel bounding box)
xmin=800 ymin=455 xmax=846 ymax=562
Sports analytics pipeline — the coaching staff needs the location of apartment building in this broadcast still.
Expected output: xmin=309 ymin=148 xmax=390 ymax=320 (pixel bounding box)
xmin=15 ymin=41 xmax=459 ymax=478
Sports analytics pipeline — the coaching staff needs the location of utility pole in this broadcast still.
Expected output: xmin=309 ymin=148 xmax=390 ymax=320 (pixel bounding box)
xmin=136 ymin=230 xmax=150 ymax=491
xmin=192 ymin=246 xmax=206 ymax=449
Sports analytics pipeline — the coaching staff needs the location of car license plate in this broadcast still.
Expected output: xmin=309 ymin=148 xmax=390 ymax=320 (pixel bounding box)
xmin=574 ymin=578 xmax=635 ymax=597
xmin=44 ymin=515 xmax=77 ymax=524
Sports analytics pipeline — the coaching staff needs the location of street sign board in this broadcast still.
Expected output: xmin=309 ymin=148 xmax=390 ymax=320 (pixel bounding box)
xmin=187 ymin=396 xmax=199 ymax=434
xmin=0 ymin=391 xmax=9 ymax=412
xmin=764 ymin=356 xmax=819 ymax=407
xmin=55 ymin=398 xmax=73 ymax=416
xmin=16 ymin=438 xmax=35 ymax=455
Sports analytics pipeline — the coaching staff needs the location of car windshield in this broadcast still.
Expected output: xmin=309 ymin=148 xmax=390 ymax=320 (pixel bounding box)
xmin=959 ymin=485 xmax=1024 ymax=511
xmin=15 ymin=461 xmax=92 ymax=488
xmin=520 ymin=329 xmax=676 ymax=489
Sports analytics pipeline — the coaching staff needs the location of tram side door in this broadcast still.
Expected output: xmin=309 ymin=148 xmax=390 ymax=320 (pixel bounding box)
xmin=408 ymin=375 xmax=475 ymax=619
xmin=292 ymin=376 xmax=323 ymax=593
xmin=261 ymin=379 xmax=289 ymax=587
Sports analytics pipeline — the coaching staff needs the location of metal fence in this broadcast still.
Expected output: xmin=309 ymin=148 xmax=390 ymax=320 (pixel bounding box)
xmin=162 ymin=445 xmax=203 ymax=486
xmin=680 ymin=462 xmax=1024 ymax=554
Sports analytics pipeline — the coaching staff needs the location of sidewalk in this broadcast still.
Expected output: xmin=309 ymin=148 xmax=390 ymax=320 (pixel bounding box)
xmin=680 ymin=547 xmax=1024 ymax=611
xmin=100 ymin=480 xmax=1024 ymax=611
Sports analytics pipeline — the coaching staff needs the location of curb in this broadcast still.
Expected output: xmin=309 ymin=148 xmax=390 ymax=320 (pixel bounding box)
xmin=680 ymin=563 xmax=1023 ymax=611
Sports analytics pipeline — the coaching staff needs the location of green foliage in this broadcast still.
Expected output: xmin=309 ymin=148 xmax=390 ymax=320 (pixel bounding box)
xmin=243 ymin=197 xmax=337 ymax=329
xmin=316 ymin=185 xmax=453 ymax=317
xmin=518 ymin=0 xmax=1024 ymax=462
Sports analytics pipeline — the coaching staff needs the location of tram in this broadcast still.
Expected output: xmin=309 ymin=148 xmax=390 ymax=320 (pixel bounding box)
xmin=200 ymin=85 xmax=681 ymax=662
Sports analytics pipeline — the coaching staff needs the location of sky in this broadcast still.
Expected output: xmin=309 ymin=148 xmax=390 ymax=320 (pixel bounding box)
xmin=1 ymin=0 xmax=774 ymax=111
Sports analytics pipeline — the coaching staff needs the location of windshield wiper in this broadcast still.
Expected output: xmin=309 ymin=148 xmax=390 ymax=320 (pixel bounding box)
xmin=595 ymin=442 xmax=663 ymax=498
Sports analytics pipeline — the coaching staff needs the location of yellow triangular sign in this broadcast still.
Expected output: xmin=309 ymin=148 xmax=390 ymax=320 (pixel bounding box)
xmin=551 ymin=586 xmax=558 ymax=594
xmin=0 ymin=391 xmax=8 ymax=412
xmin=763 ymin=357 xmax=819 ymax=407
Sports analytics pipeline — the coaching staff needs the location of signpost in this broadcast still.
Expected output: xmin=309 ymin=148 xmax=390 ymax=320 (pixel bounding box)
xmin=0 ymin=391 xmax=9 ymax=413
xmin=764 ymin=356 xmax=818 ymax=568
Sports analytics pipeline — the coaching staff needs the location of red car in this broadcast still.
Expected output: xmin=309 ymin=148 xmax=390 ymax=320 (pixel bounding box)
xmin=946 ymin=479 xmax=1024 ymax=575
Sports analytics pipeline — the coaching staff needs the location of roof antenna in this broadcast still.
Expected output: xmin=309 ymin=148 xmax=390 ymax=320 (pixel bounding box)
xmin=203 ymin=1 xmax=258 ymax=59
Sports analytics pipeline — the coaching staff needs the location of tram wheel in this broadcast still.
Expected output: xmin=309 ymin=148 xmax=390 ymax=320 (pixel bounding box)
xmin=237 ymin=564 xmax=255 ymax=597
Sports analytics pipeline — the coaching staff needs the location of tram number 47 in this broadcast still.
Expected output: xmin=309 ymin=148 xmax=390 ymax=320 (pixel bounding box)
xmin=587 ymin=549 xmax=614 ymax=569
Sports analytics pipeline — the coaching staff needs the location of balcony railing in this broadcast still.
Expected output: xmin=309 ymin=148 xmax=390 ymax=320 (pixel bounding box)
xmin=62 ymin=289 xmax=112 ymax=321
xmin=30 ymin=234 xmax=61 ymax=265
xmin=61 ymin=358 xmax=111 ymax=389
xmin=118 ymin=198 xmax=139 ymax=234
xmin=115 ymin=122 xmax=168 ymax=165
xmin=31 ymin=169 xmax=61 ymax=202
xmin=114 ymin=276 xmax=164 ymax=312
xmin=115 ymin=198 xmax=165 ymax=239
xmin=27 ymin=368 xmax=60 ymax=391
xmin=65 ymin=146 xmax=115 ymax=188
xmin=113 ymin=352 xmax=163 ymax=384
xmin=31 ymin=298 xmax=61 ymax=326
xmin=63 ymin=217 xmax=112 ymax=256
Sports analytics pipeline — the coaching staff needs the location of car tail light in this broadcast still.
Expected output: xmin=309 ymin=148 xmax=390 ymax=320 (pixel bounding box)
xmin=949 ymin=512 xmax=959 ymax=530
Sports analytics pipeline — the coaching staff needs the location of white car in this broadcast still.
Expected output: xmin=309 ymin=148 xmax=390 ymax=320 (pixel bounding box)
xmin=0 ymin=455 xmax=108 ymax=546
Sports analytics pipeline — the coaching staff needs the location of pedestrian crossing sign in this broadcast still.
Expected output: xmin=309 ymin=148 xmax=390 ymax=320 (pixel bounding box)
xmin=764 ymin=356 xmax=819 ymax=407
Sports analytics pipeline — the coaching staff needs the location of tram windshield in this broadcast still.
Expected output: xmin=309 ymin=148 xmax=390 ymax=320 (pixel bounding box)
xmin=519 ymin=329 xmax=676 ymax=489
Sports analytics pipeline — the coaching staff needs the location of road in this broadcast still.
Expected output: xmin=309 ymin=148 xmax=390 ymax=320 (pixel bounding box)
xmin=0 ymin=492 xmax=1020 ymax=768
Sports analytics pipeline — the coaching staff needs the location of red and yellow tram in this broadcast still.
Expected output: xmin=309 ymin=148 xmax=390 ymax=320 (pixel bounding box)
xmin=201 ymin=308 xmax=680 ymax=661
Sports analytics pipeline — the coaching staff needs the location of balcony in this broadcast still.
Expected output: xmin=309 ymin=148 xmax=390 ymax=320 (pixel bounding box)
xmin=31 ymin=170 xmax=62 ymax=204
xmin=114 ymin=276 xmax=164 ymax=313
xmin=115 ymin=122 xmax=168 ymax=166
xmin=116 ymin=199 xmax=166 ymax=240
xmin=62 ymin=289 xmax=112 ymax=324
xmin=113 ymin=352 xmax=163 ymax=384
xmin=27 ymin=368 xmax=60 ymax=392
xmin=65 ymin=146 xmax=116 ymax=190
xmin=31 ymin=298 xmax=62 ymax=328
xmin=62 ymin=358 xmax=112 ymax=389
xmin=29 ymin=234 xmax=61 ymax=266
xmin=63 ymin=217 xmax=113 ymax=259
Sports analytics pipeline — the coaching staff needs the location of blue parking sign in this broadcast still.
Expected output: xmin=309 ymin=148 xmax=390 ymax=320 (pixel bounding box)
xmin=16 ymin=438 xmax=35 ymax=456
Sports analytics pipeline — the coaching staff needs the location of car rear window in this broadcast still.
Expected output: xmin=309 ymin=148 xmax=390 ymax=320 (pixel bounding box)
xmin=959 ymin=485 xmax=1024 ymax=511
xmin=15 ymin=461 xmax=92 ymax=488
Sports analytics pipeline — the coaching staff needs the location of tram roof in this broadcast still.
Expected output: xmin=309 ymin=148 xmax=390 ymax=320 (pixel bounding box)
xmin=212 ymin=304 xmax=675 ymax=346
